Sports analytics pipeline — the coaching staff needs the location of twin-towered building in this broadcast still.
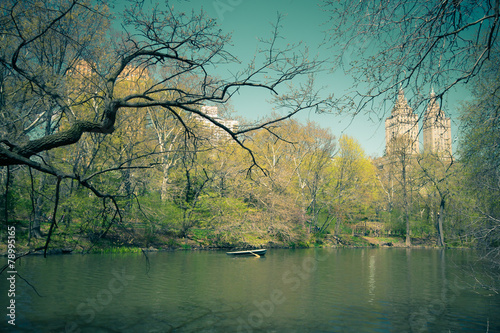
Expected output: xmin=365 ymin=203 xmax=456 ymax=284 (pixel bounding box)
xmin=385 ymin=88 xmax=452 ymax=156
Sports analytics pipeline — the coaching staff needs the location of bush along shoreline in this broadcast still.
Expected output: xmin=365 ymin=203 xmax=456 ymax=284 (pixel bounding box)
xmin=1 ymin=220 xmax=471 ymax=256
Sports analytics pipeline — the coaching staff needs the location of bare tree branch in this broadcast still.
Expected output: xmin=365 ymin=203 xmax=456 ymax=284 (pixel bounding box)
xmin=323 ymin=0 xmax=500 ymax=115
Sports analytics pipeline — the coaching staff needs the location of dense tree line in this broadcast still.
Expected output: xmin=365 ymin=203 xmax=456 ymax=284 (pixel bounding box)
xmin=3 ymin=96 xmax=495 ymax=253
xmin=324 ymin=0 xmax=499 ymax=267
xmin=0 ymin=0 xmax=332 ymax=253
xmin=0 ymin=0 xmax=498 ymax=269
xmin=458 ymin=50 xmax=500 ymax=268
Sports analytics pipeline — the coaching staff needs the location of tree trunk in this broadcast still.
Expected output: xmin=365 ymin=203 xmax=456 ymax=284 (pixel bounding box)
xmin=334 ymin=198 xmax=342 ymax=236
xmin=405 ymin=206 xmax=411 ymax=247
xmin=160 ymin=162 xmax=169 ymax=201
xmin=334 ymin=217 xmax=341 ymax=236
xmin=436 ymin=198 xmax=445 ymax=247
xmin=30 ymin=172 xmax=47 ymax=239
xmin=160 ymin=152 xmax=176 ymax=201
xmin=402 ymin=160 xmax=411 ymax=247
xmin=31 ymin=201 xmax=44 ymax=238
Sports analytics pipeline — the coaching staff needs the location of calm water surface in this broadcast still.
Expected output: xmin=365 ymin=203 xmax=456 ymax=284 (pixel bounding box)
xmin=2 ymin=248 xmax=499 ymax=332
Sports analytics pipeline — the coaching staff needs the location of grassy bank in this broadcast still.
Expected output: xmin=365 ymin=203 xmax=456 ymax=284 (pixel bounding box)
xmin=1 ymin=218 xmax=468 ymax=256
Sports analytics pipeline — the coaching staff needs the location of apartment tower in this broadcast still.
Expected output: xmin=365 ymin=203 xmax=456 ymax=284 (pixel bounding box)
xmin=423 ymin=90 xmax=452 ymax=155
xmin=385 ymin=88 xmax=420 ymax=155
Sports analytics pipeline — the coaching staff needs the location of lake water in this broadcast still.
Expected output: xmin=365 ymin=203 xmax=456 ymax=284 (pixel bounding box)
xmin=2 ymin=248 xmax=500 ymax=332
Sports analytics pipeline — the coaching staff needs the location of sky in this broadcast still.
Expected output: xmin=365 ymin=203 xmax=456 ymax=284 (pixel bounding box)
xmin=123 ymin=0 xmax=470 ymax=157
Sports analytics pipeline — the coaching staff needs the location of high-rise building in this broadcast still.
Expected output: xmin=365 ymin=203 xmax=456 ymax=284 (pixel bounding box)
xmin=198 ymin=106 xmax=239 ymax=139
xmin=423 ymin=90 xmax=452 ymax=155
xmin=384 ymin=88 xmax=452 ymax=157
xmin=385 ymin=88 xmax=419 ymax=155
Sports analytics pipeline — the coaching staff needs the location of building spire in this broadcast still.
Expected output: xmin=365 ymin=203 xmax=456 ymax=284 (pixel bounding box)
xmin=427 ymin=87 xmax=440 ymax=117
xmin=393 ymin=86 xmax=412 ymax=116
xmin=430 ymin=87 xmax=436 ymax=99
xmin=423 ymin=88 xmax=452 ymax=155
xmin=385 ymin=86 xmax=420 ymax=155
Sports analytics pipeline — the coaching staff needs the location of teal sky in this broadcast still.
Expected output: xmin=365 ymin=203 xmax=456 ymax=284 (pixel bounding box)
xmin=123 ymin=0 xmax=468 ymax=157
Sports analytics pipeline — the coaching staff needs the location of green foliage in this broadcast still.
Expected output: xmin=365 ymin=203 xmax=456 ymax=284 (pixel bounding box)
xmin=328 ymin=135 xmax=381 ymax=235
xmin=458 ymin=53 xmax=500 ymax=262
xmin=1 ymin=115 xmax=388 ymax=251
xmin=385 ymin=209 xmax=406 ymax=237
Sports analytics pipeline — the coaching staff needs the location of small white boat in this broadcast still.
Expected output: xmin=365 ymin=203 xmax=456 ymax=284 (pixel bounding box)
xmin=226 ymin=249 xmax=267 ymax=257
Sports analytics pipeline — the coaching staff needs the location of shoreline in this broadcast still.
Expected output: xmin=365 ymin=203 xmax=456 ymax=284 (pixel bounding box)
xmin=1 ymin=239 xmax=472 ymax=257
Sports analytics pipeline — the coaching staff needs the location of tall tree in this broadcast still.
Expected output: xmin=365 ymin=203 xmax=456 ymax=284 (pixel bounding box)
xmin=384 ymin=136 xmax=418 ymax=246
xmin=293 ymin=121 xmax=337 ymax=233
xmin=459 ymin=50 xmax=500 ymax=265
xmin=330 ymin=135 xmax=379 ymax=236
xmin=0 ymin=0 xmax=331 ymax=250
xmin=0 ymin=1 xmax=330 ymax=170
xmin=417 ymin=152 xmax=455 ymax=247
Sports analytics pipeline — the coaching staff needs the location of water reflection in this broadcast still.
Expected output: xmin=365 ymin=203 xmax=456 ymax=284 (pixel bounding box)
xmin=1 ymin=248 xmax=498 ymax=332
xmin=368 ymin=254 xmax=375 ymax=304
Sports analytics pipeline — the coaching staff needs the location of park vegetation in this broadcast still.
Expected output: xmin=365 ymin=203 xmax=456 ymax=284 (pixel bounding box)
xmin=0 ymin=0 xmax=498 ymax=271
